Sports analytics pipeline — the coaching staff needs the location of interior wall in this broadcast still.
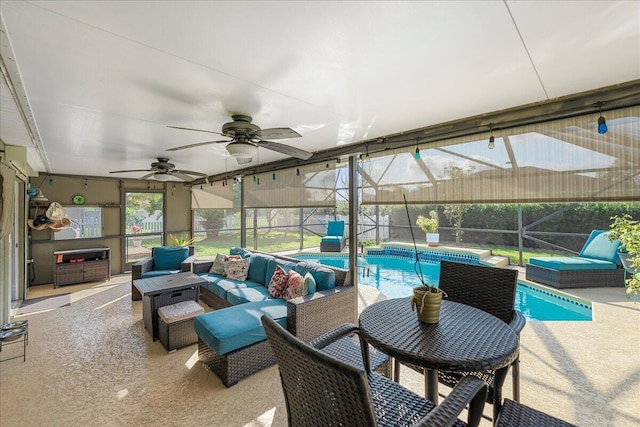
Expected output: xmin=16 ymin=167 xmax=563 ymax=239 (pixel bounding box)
xmin=28 ymin=174 xmax=191 ymax=286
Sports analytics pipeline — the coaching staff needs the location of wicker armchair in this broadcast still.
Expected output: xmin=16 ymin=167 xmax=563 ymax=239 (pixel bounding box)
xmin=434 ymin=260 xmax=525 ymax=422
xmin=261 ymin=315 xmax=488 ymax=427
xmin=131 ymin=245 xmax=194 ymax=300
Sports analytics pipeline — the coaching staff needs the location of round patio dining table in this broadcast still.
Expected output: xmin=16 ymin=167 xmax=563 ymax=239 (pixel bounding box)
xmin=359 ymin=297 xmax=519 ymax=417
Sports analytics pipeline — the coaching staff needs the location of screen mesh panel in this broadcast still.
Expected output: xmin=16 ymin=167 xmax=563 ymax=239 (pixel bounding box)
xmin=244 ymin=162 xmax=337 ymax=208
xmin=361 ymin=106 xmax=639 ymax=204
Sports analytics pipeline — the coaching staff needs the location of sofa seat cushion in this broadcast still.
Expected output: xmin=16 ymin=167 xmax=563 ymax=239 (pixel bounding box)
xmin=294 ymin=261 xmax=336 ymax=291
xmin=227 ymin=286 xmax=272 ymax=305
xmin=154 ymin=246 xmax=190 ymax=270
xmin=194 ymin=299 xmax=287 ymax=355
xmin=529 ymin=256 xmax=618 ymax=271
xmin=200 ymin=274 xmax=263 ymax=299
xmin=141 ymin=269 xmax=181 ymax=279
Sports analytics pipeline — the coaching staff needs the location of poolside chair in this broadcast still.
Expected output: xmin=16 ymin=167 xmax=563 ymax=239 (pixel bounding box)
xmin=320 ymin=220 xmax=346 ymax=252
xmin=526 ymin=230 xmax=625 ymax=289
xmin=433 ymin=261 xmax=525 ymax=423
xmin=261 ymin=314 xmax=489 ymax=427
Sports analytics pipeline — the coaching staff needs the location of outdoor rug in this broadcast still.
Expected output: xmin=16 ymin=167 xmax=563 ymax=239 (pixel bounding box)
xmin=17 ymin=293 xmax=71 ymax=315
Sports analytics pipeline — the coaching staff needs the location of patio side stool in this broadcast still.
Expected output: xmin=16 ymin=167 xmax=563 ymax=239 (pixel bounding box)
xmin=157 ymin=300 xmax=204 ymax=352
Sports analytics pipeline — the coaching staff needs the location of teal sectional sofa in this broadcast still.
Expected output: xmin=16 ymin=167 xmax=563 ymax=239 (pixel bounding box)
xmin=183 ymin=248 xmax=355 ymax=387
xmin=525 ymin=230 xmax=625 ymax=289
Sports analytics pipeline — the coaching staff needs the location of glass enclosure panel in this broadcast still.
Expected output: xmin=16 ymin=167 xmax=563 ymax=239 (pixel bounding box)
xmin=124 ymin=192 xmax=164 ymax=268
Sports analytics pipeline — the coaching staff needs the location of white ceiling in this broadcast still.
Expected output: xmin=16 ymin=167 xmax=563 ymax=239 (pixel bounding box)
xmin=1 ymin=1 xmax=639 ymax=182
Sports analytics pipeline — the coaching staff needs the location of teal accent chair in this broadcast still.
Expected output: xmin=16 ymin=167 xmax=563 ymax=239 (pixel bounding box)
xmin=320 ymin=220 xmax=346 ymax=252
xmin=526 ymin=230 xmax=624 ymax=289
xmin=131 ymin=245 xmax=195 ymax=300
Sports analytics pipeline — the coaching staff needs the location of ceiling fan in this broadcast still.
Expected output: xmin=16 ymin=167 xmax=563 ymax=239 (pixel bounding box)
xmin=109 ymin=157 xmax=207 ymax=182
xmin=166 ymin=114 xmax=313 ymax=164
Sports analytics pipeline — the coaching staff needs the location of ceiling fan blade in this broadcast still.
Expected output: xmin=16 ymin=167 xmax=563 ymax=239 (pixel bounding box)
xmin=140 ymin=172 xmax=156 ymax=180
xmin=166 ymin=139 xmax=233 ymax=151
xmin=109 ymin=169 xmax=153 ymax=174
xmin=255 ymin=127 xmax=301 ymax=140
xmin=175 ymin=169 xmax=207 ymax=177
xmin=171 ymin=172 xmax=196 ymax=181
xmin=167 ymin=125 xmax=225 ymax=136
xmin=260 ymin=141 xmax=313 ymax=160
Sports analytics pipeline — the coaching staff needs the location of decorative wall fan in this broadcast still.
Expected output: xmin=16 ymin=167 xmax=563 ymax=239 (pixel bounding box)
xmin=109 ymin=158 xmax=207 ymax=182
xmin=167 ymin=114 xmax=313 ymax=164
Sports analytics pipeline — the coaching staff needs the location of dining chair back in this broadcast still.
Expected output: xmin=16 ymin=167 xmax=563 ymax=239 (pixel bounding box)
xmin=437 ymin=260 xmax=525 ymax=421
xmin=261 ymin=314 xmax=488 ymax=427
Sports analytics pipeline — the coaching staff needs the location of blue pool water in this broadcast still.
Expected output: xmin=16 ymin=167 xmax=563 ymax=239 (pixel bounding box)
xmin=294 ymin=254 xmax=592 ymax=322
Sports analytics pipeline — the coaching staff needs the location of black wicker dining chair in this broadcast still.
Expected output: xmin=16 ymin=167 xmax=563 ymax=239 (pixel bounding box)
xmin=261 ymin=314 xmax=488 ymax=427
xmin=436 ymin=260 xmax=526 ymax=421
xmin=495 ymin=398 xmax=577 ymax=427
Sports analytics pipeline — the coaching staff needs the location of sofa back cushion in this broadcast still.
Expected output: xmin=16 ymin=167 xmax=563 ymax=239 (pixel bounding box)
xmin=579 ymin=230 xmax=622 ymax=265
xmin=265 ymin=258 xmax=298 ymax=286
xmin=230 ymin=247 xmax=252 ymax=258
xmin=295 ymin=261 xmax=336 ymax=291
xmin=153 ymin=246 xmax=189 ymax=270
xmin=248 ymin=253 xmax=275 ymax=284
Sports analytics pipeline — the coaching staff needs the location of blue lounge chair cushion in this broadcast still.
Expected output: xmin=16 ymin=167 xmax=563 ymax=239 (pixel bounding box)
xmin=529 ymin=256 xmax=618 ymax=271
xmin=321 ymin=236 xmax=344 ymax=243
xmin=326 ymin=220 xmax=345 ymax=236
xmin=194 ymin=299 xmax=287 ymax=355
xmin=578 ymin=230 xmax=622 ymax=265
xmin=153 ymin=246 xmax=190 ymax=270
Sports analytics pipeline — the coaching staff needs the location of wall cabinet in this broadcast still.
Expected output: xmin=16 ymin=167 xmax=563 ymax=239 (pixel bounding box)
xmin=53 ymin=248 xmax=111 ymax=288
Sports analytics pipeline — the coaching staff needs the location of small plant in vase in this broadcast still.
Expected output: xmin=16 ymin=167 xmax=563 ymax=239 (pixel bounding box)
xmin=608 ymin=214 xmax=639 ymax=301
xmin=417 ymin=210 xmax=439 ymax=246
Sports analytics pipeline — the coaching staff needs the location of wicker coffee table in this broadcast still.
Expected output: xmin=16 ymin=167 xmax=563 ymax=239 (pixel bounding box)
xmin=133 ymin=272 xmax=205 ymax=340
xmin=359 ymin=298 xmax=519 ymax=421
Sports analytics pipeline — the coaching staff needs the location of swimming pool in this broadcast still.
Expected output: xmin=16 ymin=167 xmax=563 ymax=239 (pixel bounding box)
xmin=294 ymin=253 xmax=592 ymax=322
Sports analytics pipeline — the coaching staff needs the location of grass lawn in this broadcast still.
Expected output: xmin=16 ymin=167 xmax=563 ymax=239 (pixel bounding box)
xmin=193 ymin=230 xmax=323 ymax=256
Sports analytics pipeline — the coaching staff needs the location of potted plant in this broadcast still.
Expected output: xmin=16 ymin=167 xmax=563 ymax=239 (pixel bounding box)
xmin=169 ymin=233 xmax=196 ymax=247
xmin=130 ymin=224 xmax=143 ymax=247
xmin=417 ymin=210 xmax=439 ymax=246
xmin=608 ymin=214 xmax=639 ymax=301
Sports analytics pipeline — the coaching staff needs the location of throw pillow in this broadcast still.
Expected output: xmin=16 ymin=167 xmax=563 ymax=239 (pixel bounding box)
xmin=224 ymin=257 xmax=250 ymax=281
xmin=268 ymin=265 xmax=289 ymax=298
xmin=282 ymin=270 xmax=308 ymax=300
xmin=303 ymin=272 xmax=317 ymax=294
xmin=209 ymin=253 xmax=227 ymax=275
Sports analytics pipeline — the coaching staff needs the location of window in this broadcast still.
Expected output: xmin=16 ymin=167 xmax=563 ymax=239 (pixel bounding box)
xmin=53 ymin=206 xmax=103 ymax=240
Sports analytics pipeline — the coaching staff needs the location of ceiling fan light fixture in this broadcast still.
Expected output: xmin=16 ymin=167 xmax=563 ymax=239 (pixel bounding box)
xmin=154 ymin=173 xmax=174 ymax=182
xmin=226 ymin=143 xmax=257 ymax=162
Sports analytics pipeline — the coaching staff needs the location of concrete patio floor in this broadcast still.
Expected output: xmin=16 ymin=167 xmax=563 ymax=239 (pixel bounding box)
xmin=1 ymin=270 xmax=638 ymax=426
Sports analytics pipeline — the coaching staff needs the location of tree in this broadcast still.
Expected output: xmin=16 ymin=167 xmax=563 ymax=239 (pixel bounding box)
xmin=195 ymin=209 xmax=227 ymax=239
xmin=444 ymin=204 xmax=471 ymax=244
